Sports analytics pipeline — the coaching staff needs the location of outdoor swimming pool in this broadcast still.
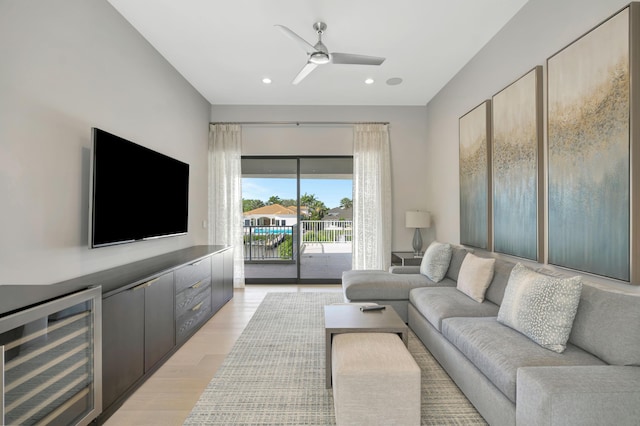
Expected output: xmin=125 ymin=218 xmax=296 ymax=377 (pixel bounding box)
xmin=249 ymin=227 xmax=293 ymax=235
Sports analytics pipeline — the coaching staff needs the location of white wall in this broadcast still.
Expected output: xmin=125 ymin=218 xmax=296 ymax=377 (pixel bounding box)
xmin=425 ymin=0 xmax=629 ymax=244
xmin=0 ymin=0 xmax=211 ymax=284
xmin=211 ymin=105 xmax=430 ymax=251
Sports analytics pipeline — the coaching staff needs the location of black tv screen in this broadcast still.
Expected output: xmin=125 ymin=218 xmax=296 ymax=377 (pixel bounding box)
xmin=90 ymin=128 xmax=189 ymax=248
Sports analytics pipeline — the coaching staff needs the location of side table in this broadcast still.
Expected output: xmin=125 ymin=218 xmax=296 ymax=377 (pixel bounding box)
xmin=391 ymin=251 xmax=423 ymax=266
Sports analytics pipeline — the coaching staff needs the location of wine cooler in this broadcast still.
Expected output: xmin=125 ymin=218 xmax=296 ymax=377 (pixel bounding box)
xmin=0 ymin=286 xmax=102 ymax=426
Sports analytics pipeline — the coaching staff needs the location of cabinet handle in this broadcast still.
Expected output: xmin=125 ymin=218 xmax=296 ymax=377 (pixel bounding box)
xmin=131 ymin=282 xmax=147 ymax=291
xmin=190 ymin=280 xmax=203 ymax=290
xmin=190 ymin=260 xmax=202 ymax=267
xmin=132 ymin=277 xmax=160 ymax=291
xmin=191 ymin=302 xmax=203 ymax=312
xmin=145 ymin=277 xmax=160 ymax=287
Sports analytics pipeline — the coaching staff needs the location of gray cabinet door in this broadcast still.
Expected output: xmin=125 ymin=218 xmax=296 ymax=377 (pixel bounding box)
xmin=211 ymin=252 xmax=225 ymax=312
xmin=144 ymin=273 xmax=175 ymax=371
xmin=223 ymin=248 xmax=234 ymax=303
xmin=102 ymin=288 xmax=145 ymax=409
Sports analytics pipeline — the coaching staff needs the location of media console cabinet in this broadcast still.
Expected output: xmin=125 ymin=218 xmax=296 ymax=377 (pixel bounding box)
xmin=0 ymin=245 xmax=233 ymax=425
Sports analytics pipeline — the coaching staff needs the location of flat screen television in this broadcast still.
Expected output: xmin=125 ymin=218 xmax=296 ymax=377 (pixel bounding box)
xmin=90 ymin=128 xmax=189 ymax=248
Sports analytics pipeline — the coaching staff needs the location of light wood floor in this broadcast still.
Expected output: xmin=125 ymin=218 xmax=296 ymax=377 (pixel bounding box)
xmin=104 ymin=284 xmax=342 ymax=426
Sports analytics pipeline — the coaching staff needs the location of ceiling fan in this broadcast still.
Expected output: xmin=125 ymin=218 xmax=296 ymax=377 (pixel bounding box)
xmin=275 ymin=22 xmax=386 ymax=85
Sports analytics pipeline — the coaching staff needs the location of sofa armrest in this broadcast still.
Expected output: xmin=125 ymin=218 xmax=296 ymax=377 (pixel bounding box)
xmin=517 ymin=366 xmax=640 ymax=426
xmin=389 ymin=265 xmax=421 ymax=274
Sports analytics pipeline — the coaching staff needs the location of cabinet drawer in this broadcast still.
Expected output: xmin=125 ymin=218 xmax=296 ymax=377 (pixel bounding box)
xmin=176 ymin=287 xmax=212 ymax=342
xmin=175 ymin=257 xmax=211 ymax=293
xmin=176 ymin=277 xmax=212 ymax=317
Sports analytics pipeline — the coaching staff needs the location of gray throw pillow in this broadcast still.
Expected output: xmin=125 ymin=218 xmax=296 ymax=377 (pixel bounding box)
xmin=456 ymin=253 xmax=495 ymax=303
xmin=497 ymin=263 xmax=582 ymax=353
xmin=420 ymin=241 xmax=453 ymax=282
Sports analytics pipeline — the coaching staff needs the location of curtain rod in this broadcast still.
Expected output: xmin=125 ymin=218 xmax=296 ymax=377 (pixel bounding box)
xmin=209 ymin=121 xmax=389 ymax=126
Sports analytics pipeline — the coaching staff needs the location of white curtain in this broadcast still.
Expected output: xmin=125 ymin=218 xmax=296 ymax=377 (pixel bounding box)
xmin=352 ymin=124 xmax=392 ymax=270
xmin=208 ymin=124 xmax=245 ymax=288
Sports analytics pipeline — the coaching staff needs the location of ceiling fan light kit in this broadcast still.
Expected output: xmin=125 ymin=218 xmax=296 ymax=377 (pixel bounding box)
xmin=275 ymin=21 xmax=386 ymax=84
xmin=310 ymin=52 xmax=330 ymax=65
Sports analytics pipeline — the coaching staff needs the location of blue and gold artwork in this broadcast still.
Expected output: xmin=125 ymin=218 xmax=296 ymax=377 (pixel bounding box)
xmin=460 ymin=101 xmax=490 ymax=250
xmin=492 ymin=67 xmax=541 ymax=261
xmin=548 ymin=8 xmax=630 ymax=280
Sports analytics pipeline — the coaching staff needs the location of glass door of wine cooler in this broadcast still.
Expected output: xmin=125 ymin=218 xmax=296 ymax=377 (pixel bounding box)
xmin=0 ymin=286 xmax=102 ymax=426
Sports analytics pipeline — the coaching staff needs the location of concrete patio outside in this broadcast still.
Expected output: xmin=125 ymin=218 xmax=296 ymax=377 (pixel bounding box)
xmin=244 ymin=242 xmax=352 ymax=281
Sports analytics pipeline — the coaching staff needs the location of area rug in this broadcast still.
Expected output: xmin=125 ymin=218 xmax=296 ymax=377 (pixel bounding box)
xmin=184 ymin=292 xmax=487 ymax=425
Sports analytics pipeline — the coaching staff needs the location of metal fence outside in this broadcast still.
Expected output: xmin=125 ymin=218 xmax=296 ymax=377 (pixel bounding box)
xmin=301 ymin=220 xmax=352 ymax=243
xmin=243 ymin=221 xmax=353 ymax=261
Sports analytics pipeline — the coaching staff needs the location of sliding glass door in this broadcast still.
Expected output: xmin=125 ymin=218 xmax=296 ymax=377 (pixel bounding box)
xmin=241 ymin=156 xmax=352 ymax=283
xmin=241 ymin=158 xmax=298 ymax=281
xmin=299 ymin=158 xmax=353 ymax=280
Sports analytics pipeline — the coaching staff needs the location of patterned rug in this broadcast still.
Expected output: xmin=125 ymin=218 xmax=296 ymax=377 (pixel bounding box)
xmin=184 ymin=292 xmax=487 ymax=425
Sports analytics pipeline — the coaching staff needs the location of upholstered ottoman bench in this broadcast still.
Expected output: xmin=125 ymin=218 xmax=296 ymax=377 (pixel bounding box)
xmin=331 ymin=332 xmax=421 ymax=425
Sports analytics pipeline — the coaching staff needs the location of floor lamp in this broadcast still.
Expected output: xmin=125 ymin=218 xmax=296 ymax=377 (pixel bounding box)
xmin=405 ymin=211 xmax=431 ymax=256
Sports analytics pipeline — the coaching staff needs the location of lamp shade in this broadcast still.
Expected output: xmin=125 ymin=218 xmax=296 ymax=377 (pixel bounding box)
xmin=405 ymin=211 xmax=431 ymax=229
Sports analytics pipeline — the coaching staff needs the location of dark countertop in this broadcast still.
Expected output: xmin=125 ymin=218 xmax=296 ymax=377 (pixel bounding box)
xmin=0 ymin=245 xmax=230 ymax=317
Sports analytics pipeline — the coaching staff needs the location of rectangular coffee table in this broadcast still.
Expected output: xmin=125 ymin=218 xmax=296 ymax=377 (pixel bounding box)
xmin=324 ymin=304 xmax=409 ymax=388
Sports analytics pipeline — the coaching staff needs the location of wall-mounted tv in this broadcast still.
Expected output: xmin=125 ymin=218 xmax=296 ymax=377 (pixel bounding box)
xmin=90 ymin=128 xmax=189 ymax=248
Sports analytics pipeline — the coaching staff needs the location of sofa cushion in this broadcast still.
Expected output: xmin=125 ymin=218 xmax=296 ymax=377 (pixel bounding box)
xmin=569 ymin=284 xmax=640 ymax=366
xmin=456 ymin=254 xmax=495 ymax=302
xmin=445 ymin=245 xmax=471 ymax=281
xmin=409 ymin=287 xmax=499 ymax=332
xmin=388 ymin=265 xmax=421 ymax=274
xmin=441 ymin=317 xmax=606 ymax=403
xmin=484 ymin=258 xmax=516 ymax=306
xmin=497 ymin=263 xmax=582 ymax=353
xmin=342 ymin=270 xmax=444 ymax=301
xmin=420 ymin=241 xmax=452 ymax=282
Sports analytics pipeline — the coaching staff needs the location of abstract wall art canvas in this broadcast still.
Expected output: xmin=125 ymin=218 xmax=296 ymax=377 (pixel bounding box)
xmin=492 ymin=67 xmax=543 ymax=261
xmin=459 ymin=100 xmax=491 ymax=250
xmin=547 ymin=7 xmax=631 ymax=281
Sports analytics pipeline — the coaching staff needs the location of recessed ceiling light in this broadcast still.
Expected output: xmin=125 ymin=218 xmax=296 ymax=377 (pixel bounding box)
xmin=386 ymin=77 xmax=403 ymax=86
xmin=364 ymin=78 xmax=375 ymax=85
xmin=262 ymin=77 xmax=272 ymax=84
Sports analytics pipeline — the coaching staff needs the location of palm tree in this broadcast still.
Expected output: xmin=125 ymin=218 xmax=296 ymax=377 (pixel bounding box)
xmin=340 ymin=197 xmax=353 ymax=209
xmin=301 ymin=193 xmax=328 ymax=220
xmin=267 ymin=195 xmax=282 ymax=205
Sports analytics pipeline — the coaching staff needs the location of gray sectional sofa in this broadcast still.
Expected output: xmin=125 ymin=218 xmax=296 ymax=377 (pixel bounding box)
xmin=341 ymin=244 xmax=640 ymax=426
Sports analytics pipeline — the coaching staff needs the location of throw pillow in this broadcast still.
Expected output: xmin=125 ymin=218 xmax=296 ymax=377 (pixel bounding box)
xmin=456 ymin=254 xmax=496 ymax=303
xmin=420 ymin=241 xmax=453 ymax=282
xmin=497 ymin=263 xmax=583 ymax=353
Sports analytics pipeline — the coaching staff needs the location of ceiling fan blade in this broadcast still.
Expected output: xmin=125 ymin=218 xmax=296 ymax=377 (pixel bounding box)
xmin=330 ymin=52 xmax=385 ymax=66
xmin=275 ymin=25 xmax=316 ymax=54
xmin=292 ymin=62 xmax=318 ymax=85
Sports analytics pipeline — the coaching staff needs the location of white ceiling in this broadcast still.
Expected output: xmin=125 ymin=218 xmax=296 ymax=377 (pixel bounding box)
xmin=106 ymin=0 xmax=528 ymax=106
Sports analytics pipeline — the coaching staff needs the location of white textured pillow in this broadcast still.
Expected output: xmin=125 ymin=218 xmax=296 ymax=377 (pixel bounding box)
xmin=420 ymin=242 xmax=453 ymax=282
xmin=456 ymin=254 xmax=495 ymax=302
xmin=497 ymin=263 xmax=583 ymax=353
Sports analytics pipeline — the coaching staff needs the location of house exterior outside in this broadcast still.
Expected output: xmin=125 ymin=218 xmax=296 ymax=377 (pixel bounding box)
xmin=243 ymin=204 xmax=309 ymax=227
xmin=322 ymin=207 xmax=353 ymax=222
